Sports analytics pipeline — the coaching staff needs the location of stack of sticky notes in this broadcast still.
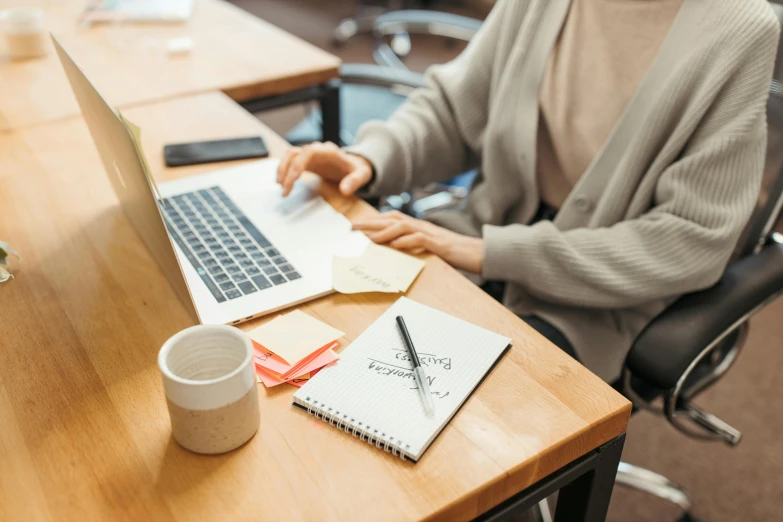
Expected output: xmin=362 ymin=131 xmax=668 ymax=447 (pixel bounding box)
xmin=247 ymin=310 xmax=344 ymax=388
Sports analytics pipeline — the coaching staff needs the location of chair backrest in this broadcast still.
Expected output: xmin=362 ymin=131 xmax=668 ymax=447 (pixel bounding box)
xmin=734 ymin=2 xmax=783 ymax=257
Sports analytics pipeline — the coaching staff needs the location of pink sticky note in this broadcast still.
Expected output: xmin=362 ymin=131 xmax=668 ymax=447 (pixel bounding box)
xmin=256 ymin=366 xmax=287 ymax=387
xmin=289 ymin=375 xmax=310 ymax=388
xmin=255 ymin=367 xmax=311 ymax=388
xmin=281 ymin=343 xmax=338 ymax=379
xmin=258 ymin=347 xmax=338 ymax=381
xmin=254 ymin=341 xmax=339 ymax=380
xmin=253 ymin=344 xmax=290 ymax=374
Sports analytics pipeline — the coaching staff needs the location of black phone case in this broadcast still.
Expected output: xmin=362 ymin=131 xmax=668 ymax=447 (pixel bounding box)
xmin=163 ymin=137 xmax=269 ymax=167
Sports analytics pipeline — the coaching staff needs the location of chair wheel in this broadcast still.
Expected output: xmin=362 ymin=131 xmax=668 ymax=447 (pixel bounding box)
xmin=677 ymin=514 xmax=704 ymax=522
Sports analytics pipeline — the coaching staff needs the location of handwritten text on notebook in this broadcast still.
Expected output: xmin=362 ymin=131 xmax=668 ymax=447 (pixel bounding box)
xmin=367 ymin=347 xmax=453 ymax=400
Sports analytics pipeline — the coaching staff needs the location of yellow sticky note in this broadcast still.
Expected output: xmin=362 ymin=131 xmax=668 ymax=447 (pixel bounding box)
xmin=332 ymin=242 xmax=425 ymax=294
xmin=363 ymin=243 xmax=425 ymax=291
xmin=332 ymin=255 xmax=398 ymax=293
xmin=247 ymin=310 xmax=344 ymax=366
xmin=117 ymin=111 xmax=163 ymax=202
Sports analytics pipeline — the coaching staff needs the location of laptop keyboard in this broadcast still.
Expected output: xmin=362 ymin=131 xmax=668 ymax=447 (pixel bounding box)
xmin=160 ymin=186 xmax=301 ymax=303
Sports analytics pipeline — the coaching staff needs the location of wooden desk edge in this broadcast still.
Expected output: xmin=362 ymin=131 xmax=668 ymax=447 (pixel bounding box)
xmin=432 ymin=401 xmax=632 ymax=521
xmin=222 ymin=62 xmax=341 ymax=102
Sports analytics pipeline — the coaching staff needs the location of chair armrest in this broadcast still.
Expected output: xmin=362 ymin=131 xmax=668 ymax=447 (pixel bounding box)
xmin=339 ymin=63 xmax=426 ymax=90
xmin=625 ymin=238 xmax=783 ymax=390
xmin=373 ymin=10 xmax=482 ymax=42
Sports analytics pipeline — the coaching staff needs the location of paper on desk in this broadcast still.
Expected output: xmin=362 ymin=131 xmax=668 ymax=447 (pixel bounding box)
xmin=253 ymin=341 xmax=340 ymax=379
xmin=254 ymin=342 xmax=339 ymax=380
xmin=117 ymin=111 xmax=163 ymax=202
xmin=247 ymin=310 xmax=344 ymax=366
xmin=281 ymin=347 xmax=336 ymax=379
xmin=332 ymin=242 xmax=425 ymax=294
xmin=256 ymin=363 xmax=315 ymax=387
xmin=256 ymin=366 xmax=312 ymax=387
xmin=258 ymin=363 xmax=333 ymax=388
xmin=289 ymin=374 xmax=311 ymax=387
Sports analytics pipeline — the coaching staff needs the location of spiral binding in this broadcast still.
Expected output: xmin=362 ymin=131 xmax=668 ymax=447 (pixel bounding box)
xmin=304 ymin=396 xmax=408 ymax=460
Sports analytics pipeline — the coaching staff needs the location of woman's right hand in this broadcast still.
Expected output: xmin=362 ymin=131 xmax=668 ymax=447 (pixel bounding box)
xmin=276 ymin=142 xmax=374 ymax=197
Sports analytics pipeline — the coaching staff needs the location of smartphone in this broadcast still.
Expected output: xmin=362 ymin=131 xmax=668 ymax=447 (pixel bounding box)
xmin=163 ymin=137 xmax=269 ymax=167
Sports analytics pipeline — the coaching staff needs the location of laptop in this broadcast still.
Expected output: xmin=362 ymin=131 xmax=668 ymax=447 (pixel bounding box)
xmin=53 ymin=36 xmax=355 ymax=325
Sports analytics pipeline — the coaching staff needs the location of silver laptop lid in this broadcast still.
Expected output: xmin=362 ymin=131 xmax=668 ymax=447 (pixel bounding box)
xmin=52 ymin=35 xmax=199 ymax=322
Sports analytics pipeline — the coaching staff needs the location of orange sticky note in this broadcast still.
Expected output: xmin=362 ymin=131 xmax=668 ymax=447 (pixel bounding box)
xmin=253 ymin=345 xmax=290 ymax=373
xmin=289 ymin=373 xmax=311 ymax=388
xmin=256 ymin=366 xmax=286 ymax=387
xmin=255 ymin=367 xmax=310 ymax=388
xmin=280 ymin=343 xmax=338 ymax=379
xmin=254 ymin=341 xmax=339 ymax=379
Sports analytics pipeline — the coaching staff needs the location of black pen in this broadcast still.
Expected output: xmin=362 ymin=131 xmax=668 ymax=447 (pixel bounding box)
xmin=396 ymin=315 xmax=436 ymax=417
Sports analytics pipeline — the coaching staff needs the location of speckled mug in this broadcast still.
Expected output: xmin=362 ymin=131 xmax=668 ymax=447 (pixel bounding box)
xmin=158 ymin=325 xmax=260 ymax=454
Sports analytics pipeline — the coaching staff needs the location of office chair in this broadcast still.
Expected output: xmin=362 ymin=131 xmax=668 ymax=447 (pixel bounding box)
xmin=614 ymin=14 xmax=783 ymax=522
xmin=332 ymin=0 xmax=446 ymax=50
xmin=371 ymin=9 xmax=482 ymax=68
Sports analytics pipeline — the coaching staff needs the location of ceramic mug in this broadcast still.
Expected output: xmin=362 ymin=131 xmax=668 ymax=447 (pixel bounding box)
xmin=158 ymin=324 xmax=260 ymax=454
xmin=0 ymin=7 xmax=47 ymax=61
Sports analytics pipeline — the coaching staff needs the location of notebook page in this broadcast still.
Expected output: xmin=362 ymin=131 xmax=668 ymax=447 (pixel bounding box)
xmin=293 ymin=297 xmax=511 ymax=461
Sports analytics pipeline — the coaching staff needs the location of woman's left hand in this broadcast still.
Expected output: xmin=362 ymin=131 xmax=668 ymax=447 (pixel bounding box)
xmin=352 ymin=211 xmax=485 ymax=274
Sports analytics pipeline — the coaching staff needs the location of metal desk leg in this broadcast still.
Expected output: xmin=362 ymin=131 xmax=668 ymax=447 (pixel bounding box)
xmin=320 ymin=81 xmax=341 ymax=145
xmin=473 ymin=434 xmax=626 ymax=522
xmin=554 ymin=434 xmax=625 ymax=522
xmin=238 ymin=81 xmax=342 ymax=145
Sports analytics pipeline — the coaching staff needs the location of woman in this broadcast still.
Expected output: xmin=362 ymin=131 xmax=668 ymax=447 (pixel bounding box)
xmin=276 ymin=0 xmax=780 ymax=382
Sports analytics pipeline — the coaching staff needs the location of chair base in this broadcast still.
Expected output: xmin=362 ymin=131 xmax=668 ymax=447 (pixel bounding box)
xmin=616 ymin=462 xmax=703 ymax=522
xmin=535 ymin=499 xmax=552 ymax=522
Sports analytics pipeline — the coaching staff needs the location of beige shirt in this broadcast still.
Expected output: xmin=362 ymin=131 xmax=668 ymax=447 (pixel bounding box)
xmin=538 ymin=0 xmax=684 ymax=209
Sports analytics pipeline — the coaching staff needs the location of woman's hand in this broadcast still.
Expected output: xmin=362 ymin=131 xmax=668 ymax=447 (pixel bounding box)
xmin=276 ymin=142 xmax=373 ymax=197
xmin=353 ymin=211 xmax=485 ymax=274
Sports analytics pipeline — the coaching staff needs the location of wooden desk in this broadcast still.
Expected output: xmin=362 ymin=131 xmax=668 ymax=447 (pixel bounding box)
xmin=0 ymin=92 xmax=631 ymax=522
xmin=0 ymin=0 xmax=340 ymax=133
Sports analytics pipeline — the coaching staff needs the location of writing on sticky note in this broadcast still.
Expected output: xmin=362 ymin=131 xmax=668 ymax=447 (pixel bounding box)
xmin=332 ymin=256 xmax=397 ymax=293
xmin=332 ymin=242 xmax=425 ymax=295
xmin=289 ymin=373 xmax=311 ymax=387
xmin=255 ymin=367 xmax=312 ymax=388
xmin=247 ymin=310 xmax=344 ymax=366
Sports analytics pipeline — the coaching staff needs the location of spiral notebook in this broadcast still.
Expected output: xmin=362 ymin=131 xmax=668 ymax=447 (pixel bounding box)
xmin=293 ymin=297 xmax=511 ymax=462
